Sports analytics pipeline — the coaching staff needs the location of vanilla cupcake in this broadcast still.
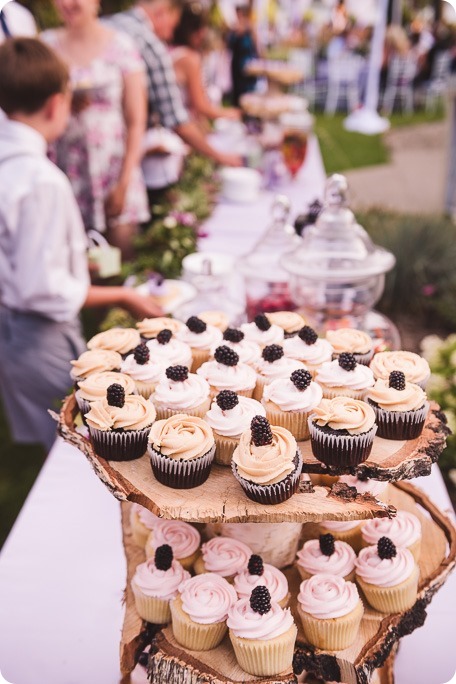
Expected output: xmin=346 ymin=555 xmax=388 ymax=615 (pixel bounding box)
xmin=152 ymin=365 xmax=211 ymax=420
xmin=234 ymin=554 xmax=290 ymax=608
xmin=146 ymin=329 xmax=192 ymax=369
xmin=87 ymin=328 xmax=141 ymax=357
xmin=204 ymin=391 xmax=266 ymax=465
xmin=355 ymin=537 xmax=419 ymax=613
xmin=131 ymin=544 xmax=190 ymax=623
xmin=253 ymin=344 xmax=306 ymax=400
xmin=197 ymin=346 xmax=257 ymax=399
xmin=315 ymin=353 xmax=375 ymax=400
xmin=296 ymin=534 xmax=356 ymax=582
xmin=283 ymin=326 xmax=333 ymax=375
xmin=361 ymin=511 xmax=422 ymax=562
xmin=137 ymin=316 xmax=184 ymax=340
xmin=121 ymin=343 xmax=165 ymax=399
xmin=262 ymin=369 xmax=323 ymax=441
xmin=70 ymin=349 xmax=122 ymax=384
xmin=228 ymin=587 xmax=297 ymax=676
xmin=176 ymin=316 xmax=223 ymax=371
xmin=370 ymin=351 xmax=430 ymax=390
xmin=297 ymin=574 xmax=364 ymax=651
xmin=199 ymin=310 xmax=230 ymax=332
xmin=145 ymin=519 xmax=201 ymax=570
xmin=171 ymin=573 xmax=238 ymax=650
xmin=317 ymin=520 xmax=363 ymax=554
xmin=240 ymin=313 xmax=284 ymax=347
xmin=130 ymin=503 xmax=160 ymax=548
xmin=326 ymin=328 xmax=374 ymax=365
xmin=366 ymin=371 xmax=429 ymax=440
xmin=232 ymin=416 xmax=302 ymax=505
xmin=194 ymin=536 xmax=252 ymax=581
xmin=213 ymin=328 xmax=261 ymax=365
xmin=148 ymin=413 xmax=215 ymax=488
xmin=75 ymin=371 xmax=136 ymax=417
xmin=338 ymin=474 xmax=390 ymax=503
xmin=267 ymin=311 xmax=306 ymax=338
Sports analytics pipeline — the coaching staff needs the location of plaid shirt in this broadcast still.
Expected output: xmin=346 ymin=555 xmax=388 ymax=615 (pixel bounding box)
xmin=109 ymin=8 xmax=188 ymax=129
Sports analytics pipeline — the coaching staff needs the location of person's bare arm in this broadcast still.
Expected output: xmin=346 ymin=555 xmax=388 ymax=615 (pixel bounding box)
xmin=175 ymin=120 xmax=242 ymax=166
xmin=84 ymin=286 xmax=164 ymax=319
xmin=180 ymin=51 xmax=239 ymax=121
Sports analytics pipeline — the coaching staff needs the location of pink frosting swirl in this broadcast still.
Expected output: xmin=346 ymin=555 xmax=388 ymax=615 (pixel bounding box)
xmin=200 ymin=537 xmax=252 ymax=577
xmin=263 ymin=377 xmax=323 ymax=412
xmin=283 ymin=337 xmax=333 ymax=365
xmin=197 ymin=360 xmax=257 ymax=392
xmin=146 ymin=337 xmax=193 ymax=368
xmin=361 ymin=511 xmax=421 ymax=548
xmin=240 ymin=321 xmax=284 ymax=346
xmin=297 ymin=573 xmax=360 ymax=619
xmin=204 ymin=396 xmax=266 ymax=438
xmin=321 ymin=520 xmax=361 ymax=532
xmin=234 ymin=564 xmax=288 ymax=604
xmin=355 ymin=545 xmax=416 ymax=587
xmin=339 ymin=475 xmax=388 ymax=498
xmin=211 ymin=339 xmax=261 ymax=365
xmin=132 ymin=558 xmax=190 ymax=600
xmin=132 ymin=503 xmax=159 ymax=531
xmin=149 ymin=520 xmax=200 ymax=560
xmin=227 ymin=597 xmax=294 ymax=640
xmin=296 ymin=539 xmax=356 ymax=578
xmin=254 ymin=356 xmax=306 ymax=380
xmin=178 ymin=573 xmax=238 ymax=624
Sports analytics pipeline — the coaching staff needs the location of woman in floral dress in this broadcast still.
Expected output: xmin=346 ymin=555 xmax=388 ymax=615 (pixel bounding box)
xmin=42 ymin=0 xmax=149 ymax=260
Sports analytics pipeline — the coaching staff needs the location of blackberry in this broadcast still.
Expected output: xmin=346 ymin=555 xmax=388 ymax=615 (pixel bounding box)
xmin=249 ymin=585 xmax=271 ymax=615
xmin=165 ymin=365 xmax=189 ymax=382
xmin=307 ymin=198 xmax=323 ymax=224
xmin=247 ymin=554 xmax=264 ymax=576
xmin=319 ymin=533 xmax=335 ymax=557
xmin=157 ymin=329 xmax=172 ymax=345
xmin=250 ymin=415 xmax=273 ymax=447
xmin=106 ymin=383 xmax=125 ymax=408
xmin=133 ymin=343 xmax=150 ymax=365
xmin=389 ymin=370 xmax=406 ymax=391
xmin=154 ymin=544 xmax=173 ymax=571
xmin=298 ymin=326 xmax=318 ymax=345
xmin=338 ymin=352 xmax=357 ymax=371
xmin=214 ymin=345 xmax=239 ymax=367
xmin=262 ymin=344 xmax=284 ymax=363
xmin=377 ymin=536 xmax=397 ymax=560
xmin=186 ymin=316 xmax=206 ymax=334
xmin=254 ymin=313 xmax=271 ymax=331
xmin=216 ymin=390 xmax=239 ymax=411
xmin=223 ymin=328 xmax=244 ymax=344
xmin=290 ymin=369 xmax=312 ymax=391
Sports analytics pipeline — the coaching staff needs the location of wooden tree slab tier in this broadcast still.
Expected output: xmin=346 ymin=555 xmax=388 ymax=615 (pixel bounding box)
xmin=58 ymin=394 xmax=394 ymax=524
xmin=119 ymin=482 xmax=456 ymax=684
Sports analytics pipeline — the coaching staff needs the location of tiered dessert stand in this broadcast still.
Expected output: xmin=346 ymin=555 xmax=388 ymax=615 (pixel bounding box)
xmin=59 ymin=394 xmax=455 ymax=684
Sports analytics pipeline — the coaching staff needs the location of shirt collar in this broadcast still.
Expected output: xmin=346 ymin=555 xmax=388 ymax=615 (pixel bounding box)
xmin=0 ymin=119 xmax=47 ymax=156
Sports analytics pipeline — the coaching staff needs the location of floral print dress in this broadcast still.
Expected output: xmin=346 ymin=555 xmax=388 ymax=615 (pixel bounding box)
xmin=42 ymin=29 xmax=150 ymax=233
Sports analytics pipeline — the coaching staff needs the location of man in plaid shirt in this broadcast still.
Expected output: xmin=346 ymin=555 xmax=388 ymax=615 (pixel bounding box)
xmin=111 ymin=0 xmax=241 ymax=166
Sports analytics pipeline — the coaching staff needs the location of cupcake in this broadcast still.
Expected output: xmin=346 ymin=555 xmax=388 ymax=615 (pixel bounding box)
xmin=213 ymin=328 xmax=261 ymax=365
xmin=369 ymin=351 xmax=430 ymax=390
xmin=283 ymin=326 xmax=333 ymax=375
xmin=232 ymin=416 xmax=302 ymax=505
xmin=296 ymin=534 xmax=356 ymax=582
xmin=145 ymin=519 xmax=201 ymax=570
xmin=197 ymin=346 xmax=257 ymax=399
xmin=253 ymin=344 xmax=307 ymax=401
xmin=193 ymin=536 xmax=252 ymax=581
xmin=240 ymin=313 xmax=284 ymax=347
xmin=131 ymin=544 xmax=190 ymax=623
xmin=361 ymin=510 xmax=422 ymax=562
xmin=176 ymin=315 xmax=223 ymax=371
xmin=317 ymin=520 xmax=363 ymax=554
xmin=309 ymin=397 xmax=377 ymax=467
xmin=130 ymin=503 xmax=160 ymax=548
xmin=199 ymin=310 xmax=230 ymax=332
xmin=86 ymin=383 xmax=156 ymax=461
xmin=75 ymin=371 xmax=136 ymax=418
xmin=204 ymin=391 xmax=266 ymax=466
xmin=262 ymin=369 xmax=323 ymax=441
xmin=148 ymin=413 xmax=215 ymax=488
xmin=267 ymin=311 xmax=306 ymax=338
xmin=70 ymin=349 xmax=121 ymax=384
xmin=315 ymin=353 xmax=375 ymax=400
xmin=355 ymin=537 xmax=419 ymax=613
xmin=297 ymin=574 xmax=364 ymax=651
xmin=326 ymin=328 xmax=374 ymax=365
xmin=170 ymin=573 xmax=238 ymax=650
xmin=151 ymin=365 xmax=211 ymax=420
xmin=121 ymin=343 xmax=165 ymax=399
xmin=136 ymin=316 xmax=184 ymax=340
xmin=87 ymin=328 xmax=141 ymax=357
xmin=338 ymin=474 xmax=390 ymax=503
xmin=234 ymin=554 xmax=290 ymax=608
xmin=366 ymin=371 xmax=429 ymax=440
xmin=145 ymin=329 xmax=192 ymax=369
xmin=227 ymin=586 xmax=297 ymax=676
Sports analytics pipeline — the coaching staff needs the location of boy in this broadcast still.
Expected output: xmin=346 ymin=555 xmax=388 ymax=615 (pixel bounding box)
xmin=0 ymin=38 xmax=162 ymax=452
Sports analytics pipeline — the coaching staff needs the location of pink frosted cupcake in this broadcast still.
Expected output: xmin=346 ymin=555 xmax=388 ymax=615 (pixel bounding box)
xmin=213 ymin=327 xmax=261 ymax=365
xmin=146 ymin=328 xmax=192 ymax=369
xmin=151 ymin=365 xmax=211 ymax=419
xmin=194 ymin=536 xmax=252 ymax=582
xmin=326 ymin=328 xmax=374 ymax=365
xmin=87 ymin=327 xmax=141 ymax=357
xmin=296 ymin=534 xmax=357 ymax=582
xmin=253 ymin=344 xmax=307 ymax=400
xmin=240 ymin=313 xmax=284 ymax=347
xmin=137 ymin=317 xmax=184 ymax=340
xmin=317 ymin=520 xmax=363 ymax=554
xmin=121 ymin=342 xmax=165 ymax=399
xmin=176 ymin=315 xmax=223 ymax=371
xmin=369 ymin=351 xmax=430 ymax=390
xmin=338 ymin=474 xmax=390 ymax=503
xmin=315 ymin=353 xmax=375 ymax=400
xmin=70 ymin=349 xmax=121 ymax=384
xmin=234 ymin=554 xmax=290 ymax=607
xmin=361 ymin=510 xmax=422 ymax=562
xmin=197 ymin=345 xmax=257 ymax=398
xmin=283 ymin=326 xmax=333 ymax=376
xmin=145 ymin=519 xmax=201 ymax=571
xmin=130 ymin=503 xmax=160 ymax=548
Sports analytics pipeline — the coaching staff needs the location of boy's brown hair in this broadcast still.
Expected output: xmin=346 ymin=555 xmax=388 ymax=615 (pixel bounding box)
xmin=0 ymin=38 xmax=69 ymax=115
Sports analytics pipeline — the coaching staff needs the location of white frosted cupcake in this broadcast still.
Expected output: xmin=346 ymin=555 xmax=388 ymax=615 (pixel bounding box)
xmin=296 ymin=534 xmax=357 ymax=582
xmin=75 ymin=371 xmax=137 ymax=417
xmin=145 ymin=329 xmax=192 ymax=369
xmin=151 ymin=365 xmax=211 ymax=419
xmin=315 ymin=353 xmax=375 ymax=400
xmin=212 ymin=327 xmax=261 ymax=365
xmin=317 ymin=520 xmax=363 ymax=554
xmin=234 ymin=554 xmax=290 ymax=607
xmin=253 ymin=344 xmax=306 ymax=400
xmin=361 ymin=510 xmax=422 ymax=562
xmin=194 ymin=536 xmax=252 ymax=582
xmin=121 ymin=342 xmax=166 ymax=398
xmin=339 ymin=474 xmax=389 ymax=503
xmin=87 ymin=328 xmax=141 ymax=357
xmin=240 ymin=313 xmax=284 ymax=347
xmin=197 ymin=345 xmax=257 ymax=399
xmin=130 ymin=503 xmax=160 ymax=548
xmin=369 ymin=351 xmax=430 ymax=390
xmin=137 ymin=316 xmax=184 ymax=340
xmin=267 ymin=311 xmax=306 ymax=338
xmin=176 ymin=316 xmax=223 ymax=371
xmin=283 ymin=326 xmax=333 ymax=375
xmin=70 ymin=349 xmax=121 ymax=383
xmin=326 ymin=328 xmax=374 ymax=365
xmin=145 ymin=519 xmax=201 ymax=570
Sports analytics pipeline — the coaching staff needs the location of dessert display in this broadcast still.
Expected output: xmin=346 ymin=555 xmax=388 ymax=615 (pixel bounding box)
xmin=315 ymin=352 xmax=375 ymax=400
xmin=233 ymin=554 xmax=290 ymax=608
xmin=240 ymin=313 xmax=284 ymax=347
xmin=151 ymin=365 xmax=211 ymax=419
xmin=74 ymin=370 xmax=136 ymax=417
xmin=197 ymin=345 xmax=257 ymax=398
xmin=176 ymin=315 xmax=223 ymax=371
xmin=145 ymin=329 xmax=192 ymax=369
xmin=283 ymin=326 xmax=333 ymax=376
xmin=361 ymin=510 xmax=422 ymax=562
xmin=120 ymin=343 xmax=165 ymax=399
xmin=193 ymin=536 xmax=252 ymax=580
xmin=214 ymin=327 xmax=261 ymax=365
xmin=369 ymin=350 xmax=431 ymax=389
xmin=326 ymin=327 xmax=374 ymax=365
xmin=295 ymin=533 xmax=357 ymax=582
xmin=145 ymin=519 xmax=201 ymax=570
xmin=253 ymin=343 xmax=306 ymax=400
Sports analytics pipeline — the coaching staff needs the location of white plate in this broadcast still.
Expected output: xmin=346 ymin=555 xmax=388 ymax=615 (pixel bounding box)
xmin=135 ymin=279 xmax=196 ymax=315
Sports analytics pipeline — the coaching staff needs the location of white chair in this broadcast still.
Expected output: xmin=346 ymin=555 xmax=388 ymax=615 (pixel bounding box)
xmin=425 ymin=51 xmax=452 ymax=112
xmin=382 ymin=53 xmax=417 ymax=115
xmin=325 ymin=52 xmax=363 ymax=115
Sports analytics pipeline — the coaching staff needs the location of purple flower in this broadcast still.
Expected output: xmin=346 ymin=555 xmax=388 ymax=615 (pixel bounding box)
xmin=170 ymin=210 xmax=196 ymax=227
xmin=422 ymin=284 xmax=437 ymax=297
xmin=197 ymin=230 xmax=209 ymax=239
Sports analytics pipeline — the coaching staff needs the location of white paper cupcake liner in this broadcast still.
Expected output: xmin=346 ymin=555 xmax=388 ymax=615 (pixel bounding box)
xmin=149 ymin=444 xmax=215 ymax=488
xmin=231 ymin=450 xmax=303 ymax=505
xmin=369 ymin=401 xmax=429 ymax=440
xmin=89 ymin=425 xmax=152 ymax=461
xmin=308 ymin=418 xmax=377 ymax=466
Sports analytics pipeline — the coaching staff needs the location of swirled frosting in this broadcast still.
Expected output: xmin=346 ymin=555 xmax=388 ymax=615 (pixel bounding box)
xmin=234 ymin=564 xmax=288 ymax=603
xmin=370 ymin=351 xmax=430 ymax=385
xmin=296 ymin=539 xmax=356 ymax=578
xmin=232 ymin=425 xmax=298 ymax=485
xmin=70 ymin=349 xmax=122 ymax=380
xmin=177 ymin=324 xmax=223 ymax=350
xmin=361 ymin=511 xmax=421 ymax=548
xmin=205 ymin=396 xmax=266 ymax=438
xmin=197 ymin=360 xmax=257 ymax=392
xmin=152 ymin=373 xmax=210 ymax=410
xmin=240 ymin=321 xmax=284 ymax=346
xmin=121 ymin=354 xmax=166 ymax=383
xmin=263 ymin=377 xmax=323 ymax=412
xmin=339 ymin=475 xmax=388 ymax=498
xmin=87 ymin=328 xmax=141 ymax=354
xmin=297 ymin=573 xmax=360 ymax=619
xmin=227 ymin=597 xmax=294 ymax=640
xmin=283 ymin=337 xmax=333 ymax=365
xmin=212 ymin=339 xmax=261 ymax=365
xmin=76 ymin=371 xmax=136 ymax=402
xmin=267 ymin=311 xmax=306 ymax=334
xmin=178 ymin=573 xmax=238 ymax=624
xmin=137 ymin=317 xmax=184 ymax=338
xmin=311 ymin=397 xmax=376 ymax=435
xmin=148 ymin=414 xmax=214 ymax=460
xmin=200 ymin=537 xmax=252 ymax=577
xmin=149 ymin=520 xmax=201 ymax=559
xmin=146 ymin=337 xmax=192 ymax=368
xmin=355 ymin=545 xmax=416 ymax=587
xmin=131 ymin=503 xmax=159 ymax=530
xmin=315 ymin=360 xmax=375 ymax=390
xmin=326 ymin=329 xmax=373 ymax=355
xmin=321 ymin=520 xmax=361 ymax=532
xmin=255 ymin=355 xmax=306 ymax=380
xmin=132 ymin=558 xmax=190 ymax=600
xmin=199 ymin=311 xmax=230 ymax=331
xmin=85 ymin=394 xmax=156 ymax=431
xmin=367 ymin=378 xmax=427 ymax=412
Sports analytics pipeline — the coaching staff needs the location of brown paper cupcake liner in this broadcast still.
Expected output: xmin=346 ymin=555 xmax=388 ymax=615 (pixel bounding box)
xmin=149 ymin=444 xmax=215 ymax=489
xmin=368 ymin=401 xmax=429 ymax=440
xmin=263 ymin=401 xmax=311 ymax=441
xmin=171 ymin=596 xmax=227 ymax=650
xmin=190 ymin=348 xmax=211 ymax=373
xmin=232 ymin=451 xmax=303 ymax=505
xmin=297 ymin=601 xmax=363 ymax=651
xmin=356 ymin=564 xmax=419 ymax=613
xmin=131 ymin=583 xmax=172 ymax=624
xmin=229 ymin=624 xmax=297 ymax=677
xmin=213 ymin=434 xmax=239 ymax=466
xmin=89 ymin=425 xmax=151 ymax=461
xmin=308 ymin=419 xmax=377 ymax=467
